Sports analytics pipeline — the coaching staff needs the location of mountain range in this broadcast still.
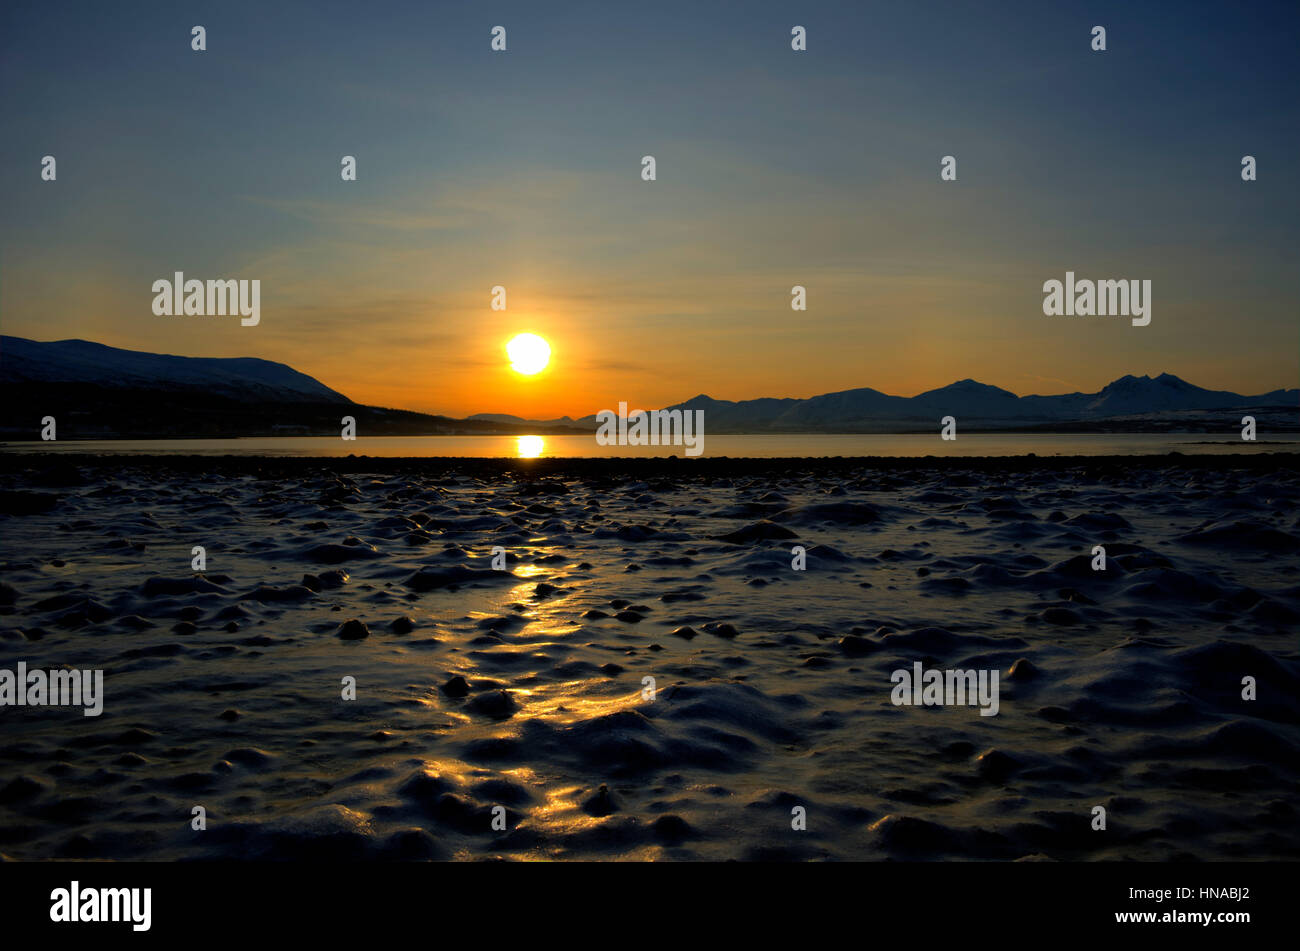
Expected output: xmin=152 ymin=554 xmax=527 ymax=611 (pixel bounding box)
xmin=1 ymin=336 xmax=1295 ymax=437
xmin=1 ymin=336 xmax=349 ymax=404
xmin=642 ymin=375 xmax=1298 ymax=432
xmin=0 ymin=336 xmax=586 ymax=438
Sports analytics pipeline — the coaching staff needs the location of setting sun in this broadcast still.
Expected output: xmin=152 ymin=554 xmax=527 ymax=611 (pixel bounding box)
xmin=506 ymin=333 xmax=551 ymax=375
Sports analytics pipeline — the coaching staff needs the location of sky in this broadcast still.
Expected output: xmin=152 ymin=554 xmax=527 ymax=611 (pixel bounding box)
xmin=2 ymin=0 xmax=1297 ymax=419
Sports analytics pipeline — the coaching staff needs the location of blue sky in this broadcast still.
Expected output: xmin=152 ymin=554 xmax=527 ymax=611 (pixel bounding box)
xmin=2 ymin=0 xmax=1296 ymax=416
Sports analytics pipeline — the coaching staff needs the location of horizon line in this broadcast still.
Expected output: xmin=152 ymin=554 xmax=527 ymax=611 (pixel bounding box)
xmin=4 ymin=334 xmax=1297 ymax=421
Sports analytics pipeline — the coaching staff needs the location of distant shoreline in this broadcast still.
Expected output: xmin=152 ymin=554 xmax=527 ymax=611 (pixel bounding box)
xmin=3 ymin=452 xmax=1298 ymax=479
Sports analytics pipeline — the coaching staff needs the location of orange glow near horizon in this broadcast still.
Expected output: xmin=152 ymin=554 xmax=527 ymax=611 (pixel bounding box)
xmin=15 ymin=280 xmax=1292 ymax=424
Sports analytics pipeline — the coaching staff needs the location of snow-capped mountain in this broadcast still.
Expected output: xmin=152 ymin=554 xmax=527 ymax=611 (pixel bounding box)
xmin=0 ymin=336 xmax=352 ymax=404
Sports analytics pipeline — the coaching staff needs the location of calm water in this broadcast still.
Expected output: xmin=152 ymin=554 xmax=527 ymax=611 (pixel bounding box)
xmin=3 ymin=433 xmax=1296 ymax=458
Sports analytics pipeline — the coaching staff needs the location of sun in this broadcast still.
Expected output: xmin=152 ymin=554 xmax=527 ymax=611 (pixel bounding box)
xmin=506 ymin=332 xmax=551 ymax=375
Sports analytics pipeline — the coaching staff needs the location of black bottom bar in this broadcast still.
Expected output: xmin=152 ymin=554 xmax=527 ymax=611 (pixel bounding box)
xmin=0 ymin=861 xmax=1280 ymax=939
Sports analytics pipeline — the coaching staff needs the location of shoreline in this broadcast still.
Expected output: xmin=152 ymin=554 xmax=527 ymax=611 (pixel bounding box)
xmin=3 ymin=451 xmax=1299 ymax=479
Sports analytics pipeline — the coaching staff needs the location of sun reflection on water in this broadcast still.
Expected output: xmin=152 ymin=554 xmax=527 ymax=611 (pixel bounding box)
xmin=511 ymin=565 xmax=549 ymax=580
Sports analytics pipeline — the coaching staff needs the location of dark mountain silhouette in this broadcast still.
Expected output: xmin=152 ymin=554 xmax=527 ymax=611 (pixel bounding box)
xmin=1 ymin=336 xmax=1294 ymax=438
xmin=632 ymin=374 xmax=1297 ymax=432
xmin=2 ymin=336 xmax=350 ymax=403
xmin=0 ymin=337 xmax=584 ymax=439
